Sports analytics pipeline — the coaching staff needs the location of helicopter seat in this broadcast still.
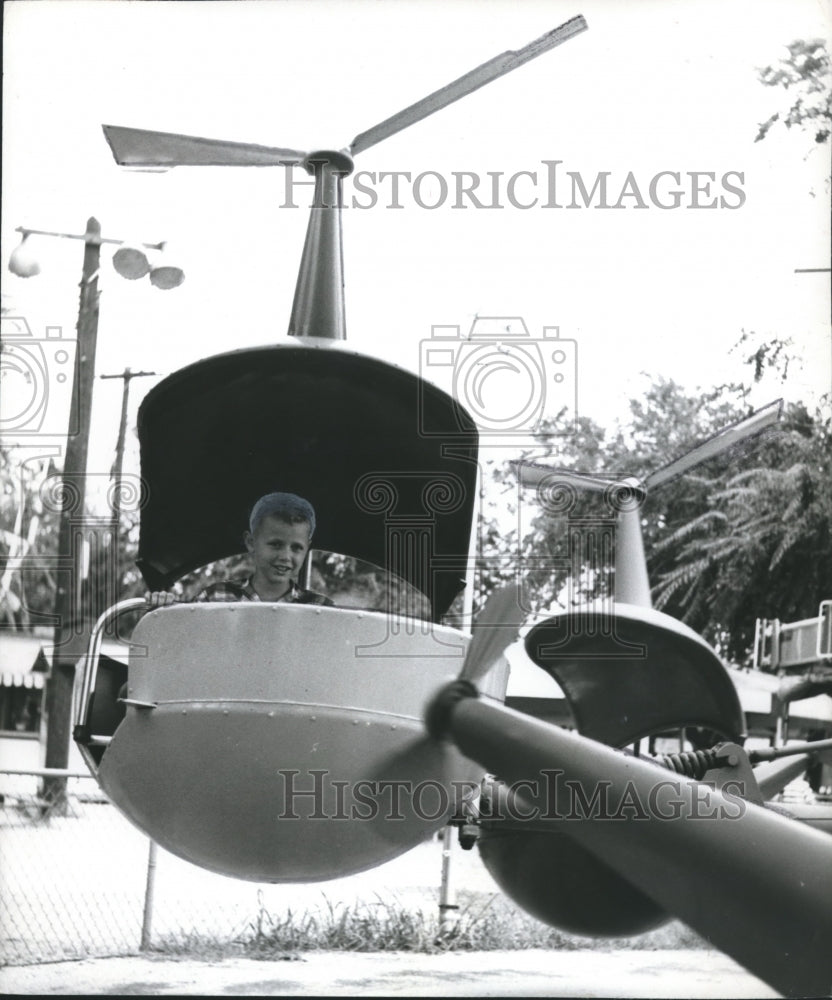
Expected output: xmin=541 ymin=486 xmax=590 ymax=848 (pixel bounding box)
xmin=96 ymin=600 xmax=495 ymax=883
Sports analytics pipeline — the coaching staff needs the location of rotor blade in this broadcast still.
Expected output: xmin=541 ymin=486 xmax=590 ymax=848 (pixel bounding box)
xmin=459 ymin=583 xmax=524 ymax=684
xmin=512 ymin=460 xmax=619 ymax=494
xmin=643 ymin=399 xmax=783 ymax=491
xmin=349 ymin=15 xmax=588 ymax=156
xmin=102 ymin=125 xmax=307 ymax=168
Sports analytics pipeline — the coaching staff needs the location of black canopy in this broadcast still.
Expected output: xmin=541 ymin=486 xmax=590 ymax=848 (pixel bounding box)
xmin=136 ymin=343 xmax=479 ymax=619
xmin=524 ymin=606 xmax=746 ymax=746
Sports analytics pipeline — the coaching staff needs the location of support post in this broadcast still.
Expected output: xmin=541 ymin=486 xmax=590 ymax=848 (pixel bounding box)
xmin=437 ymin=823 xmax=459 ymax=940
xmin=140 ymin=840 xmax=158 ymax=950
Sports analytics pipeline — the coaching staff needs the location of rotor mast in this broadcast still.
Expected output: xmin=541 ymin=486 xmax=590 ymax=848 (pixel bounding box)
xmin=611 ymin=480 xmax=652 ymax=606
xmin=287 ymin=150 xmax=354 ymax=340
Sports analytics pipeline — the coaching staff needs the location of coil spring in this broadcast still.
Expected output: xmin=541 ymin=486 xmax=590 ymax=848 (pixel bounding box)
xmin=658 ymin=748 xmax=720 ymax=780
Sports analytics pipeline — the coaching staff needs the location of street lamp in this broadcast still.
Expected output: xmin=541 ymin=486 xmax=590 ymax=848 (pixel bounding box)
xmin=8 ymin=224 xmax=185 ymax=289
xmin=5 ymin=217 xmax=183 ymax=795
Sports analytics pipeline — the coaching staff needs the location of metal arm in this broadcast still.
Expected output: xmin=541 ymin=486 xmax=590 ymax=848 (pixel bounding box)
xmin=426 ymin=681 xmax=832 ymax=999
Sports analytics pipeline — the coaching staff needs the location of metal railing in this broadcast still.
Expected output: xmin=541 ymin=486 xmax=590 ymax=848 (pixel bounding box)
xmin=73 ymin=598 xmax=148 ymax=774
xmin=753 ymin=600 xmax=832 ymax=672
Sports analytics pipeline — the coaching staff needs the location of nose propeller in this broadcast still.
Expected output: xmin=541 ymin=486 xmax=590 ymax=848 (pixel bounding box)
xmin=458 ymin=583 xmax=524 ymax=684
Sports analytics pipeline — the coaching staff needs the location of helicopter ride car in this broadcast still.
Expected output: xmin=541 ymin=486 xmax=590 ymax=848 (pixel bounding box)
xmin=77 ymin=342 xmax=499 ymax=882
xmin=74 ymin=12 xmax=592 ymax=885
xmin=72 ymin=15 xmax=832 ymax=998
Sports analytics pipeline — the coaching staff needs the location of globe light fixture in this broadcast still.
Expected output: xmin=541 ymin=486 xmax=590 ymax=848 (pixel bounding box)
xmin=149 ymin=262 xmax=185 ymax=290
xmin=7 ymin=233 xmax=42 ymax=278
xmin=148 ymin=241 xmax=186 ymax=290
xmin=112 ymin=244 xmax=151 ymax=280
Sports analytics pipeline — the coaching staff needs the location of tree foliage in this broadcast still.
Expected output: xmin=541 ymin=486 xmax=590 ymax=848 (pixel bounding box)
xmin=650 ymin=400 xmax=831 ymax=660
xmin=0 ymin=451 xmax=60 ymax=629
xmin=0 ymin=447 xmax=146 ymax=630
xmin=479 ymin=336 xmax=831 ymax=665
xmin=481 ymin=375 xmax=754 ymax=603
xmin=755 ymin=38 xmax=832 ymax=147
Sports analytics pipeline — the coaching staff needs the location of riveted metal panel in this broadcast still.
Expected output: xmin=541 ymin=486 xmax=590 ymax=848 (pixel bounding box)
xmin=99 ymin=603 xmax=498 ymax=881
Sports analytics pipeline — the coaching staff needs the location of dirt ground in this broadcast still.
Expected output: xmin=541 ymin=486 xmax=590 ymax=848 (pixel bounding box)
xmin=0 ymin=787 xmax=791 ymax=996
xmin=0 ymin=949 xmax=779 ymax=997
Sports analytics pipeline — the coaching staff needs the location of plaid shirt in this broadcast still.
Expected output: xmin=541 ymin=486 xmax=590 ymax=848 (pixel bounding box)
xmin=192 ymin=578 xmax=333 ymax=606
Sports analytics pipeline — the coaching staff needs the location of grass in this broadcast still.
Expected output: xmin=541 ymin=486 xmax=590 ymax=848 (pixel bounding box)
xmin=148 ymin=890 xmax=709 ymax=961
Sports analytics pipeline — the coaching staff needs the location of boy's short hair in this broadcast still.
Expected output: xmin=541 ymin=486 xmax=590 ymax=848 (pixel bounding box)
xmin=249 ymin=493 xmax=316 ymax=539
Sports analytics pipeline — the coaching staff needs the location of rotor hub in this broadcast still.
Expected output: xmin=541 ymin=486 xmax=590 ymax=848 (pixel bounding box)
xmin=302 ymin=149 xmax=354 ymax=176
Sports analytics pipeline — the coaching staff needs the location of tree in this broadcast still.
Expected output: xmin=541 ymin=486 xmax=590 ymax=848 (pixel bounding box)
xmin=755 ymin=39 xmax=832 ymax=147
xmin=482 ymin=377 xmax=754 ymax=607
xmin=0 ymin=445 xmax=146 ymax=631
xmin=0 ymin=449 xmax=61 ymax=629
xmin=651 ymin=399 xmax=832 ymax=661
xmin=480 ymin=336 xmax=832 ymax=666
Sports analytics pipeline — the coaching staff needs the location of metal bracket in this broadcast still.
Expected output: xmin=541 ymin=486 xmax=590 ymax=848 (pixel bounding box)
xmin=701 ymin=742 xmax=764 ymax=806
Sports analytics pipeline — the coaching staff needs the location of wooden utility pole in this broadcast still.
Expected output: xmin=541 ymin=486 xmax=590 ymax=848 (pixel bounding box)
xmin=100 ymin=367 xmax=156 ymax=632
xmin=43 ymin=219 xmax=101 ymax=800
xmin=100 ymin=368 xmax=156 ymax=526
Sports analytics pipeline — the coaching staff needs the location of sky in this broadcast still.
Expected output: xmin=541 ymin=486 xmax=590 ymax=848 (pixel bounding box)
xmin=2 ymin=0 xmax=830 ymax=508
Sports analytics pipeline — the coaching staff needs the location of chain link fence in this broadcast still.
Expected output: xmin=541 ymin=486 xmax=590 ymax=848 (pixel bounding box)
xmin=0 ymin=769 xmax=148 ymax=964
xmin=0 ymin=767 xmax=454 ymax=967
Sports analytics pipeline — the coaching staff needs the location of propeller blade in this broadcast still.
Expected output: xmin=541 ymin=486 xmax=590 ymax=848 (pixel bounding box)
xmin=349 ymin=15 xmax=588 ymax=156
xmin=459 ymin=583 xmax=524 ymax=684
xmin=643 ymin=399 xmax=783 ymax=491
xmin=102 ymin=125 xmax=307 ymax=168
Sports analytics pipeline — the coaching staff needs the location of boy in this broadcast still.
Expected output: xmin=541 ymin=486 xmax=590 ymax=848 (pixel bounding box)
xmin=147 ymin=492 xmax=332 ymax=608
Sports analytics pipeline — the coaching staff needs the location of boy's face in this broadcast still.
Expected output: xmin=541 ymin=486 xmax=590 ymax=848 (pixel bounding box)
xmin=245 ymin=514 xmax=311 ymax=587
